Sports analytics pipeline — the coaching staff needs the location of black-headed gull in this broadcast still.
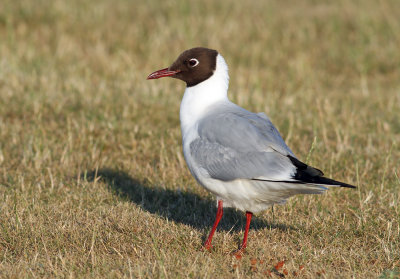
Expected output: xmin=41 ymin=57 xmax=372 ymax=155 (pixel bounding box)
xmin=147 ymin=47 xmax=355 ymax=253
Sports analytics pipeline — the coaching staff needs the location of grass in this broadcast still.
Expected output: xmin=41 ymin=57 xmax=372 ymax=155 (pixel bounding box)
xmin=0 ymin=0 xmax=399 ymax=277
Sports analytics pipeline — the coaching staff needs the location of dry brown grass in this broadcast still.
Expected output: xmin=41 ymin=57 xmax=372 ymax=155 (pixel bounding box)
xmin=0 ymin=0 xmax=399 ymax=278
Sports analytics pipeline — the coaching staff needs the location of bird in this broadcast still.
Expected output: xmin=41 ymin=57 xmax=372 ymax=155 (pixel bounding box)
xmin=147 ymin=47 xmax=355 ymax=254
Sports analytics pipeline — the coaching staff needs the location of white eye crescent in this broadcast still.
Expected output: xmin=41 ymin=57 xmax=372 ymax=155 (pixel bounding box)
xmin=189 ymin=58 xmax=199 ymax=67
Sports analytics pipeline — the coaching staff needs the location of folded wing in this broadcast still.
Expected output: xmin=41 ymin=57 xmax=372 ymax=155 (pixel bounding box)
xmin=191 ymin=107 xmax=355 ymax=188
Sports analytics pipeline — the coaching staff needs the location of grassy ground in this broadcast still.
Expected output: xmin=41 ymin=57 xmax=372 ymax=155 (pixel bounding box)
xmin=0 ymin=0 xmax=399 ymax=278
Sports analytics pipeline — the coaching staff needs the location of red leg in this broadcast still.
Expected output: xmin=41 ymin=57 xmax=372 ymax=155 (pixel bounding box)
xmin=203 ymin=200 xmax=223 ymax=250
xmin=240 ymin=211 xmax=253 ymax=251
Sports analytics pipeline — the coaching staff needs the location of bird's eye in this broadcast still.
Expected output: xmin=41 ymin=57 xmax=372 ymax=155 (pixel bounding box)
xmin=188 ymin=58 xmax=199 ymax=67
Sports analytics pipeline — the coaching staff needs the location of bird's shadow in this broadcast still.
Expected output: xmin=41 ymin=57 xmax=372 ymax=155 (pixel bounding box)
xmin=85 ymin=168 xmax=293 ymax=234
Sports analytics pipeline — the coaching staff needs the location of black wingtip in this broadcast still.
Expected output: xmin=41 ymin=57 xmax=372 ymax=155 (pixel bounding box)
xmin=288 ymin=155 xmax=357 ymax=189
xmin=309 ymin=176 xmax=357 ymax=188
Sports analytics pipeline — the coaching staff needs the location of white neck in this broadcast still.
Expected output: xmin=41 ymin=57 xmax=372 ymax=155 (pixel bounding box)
xmin=180 ymin=54 xmax=230 ymax=134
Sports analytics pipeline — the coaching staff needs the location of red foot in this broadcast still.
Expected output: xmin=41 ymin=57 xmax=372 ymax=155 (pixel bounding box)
xmin=202 ymin=242 xmax=213 ymax=251
xmin=203 ymin=200 xmax=223 ymax=251
xmin=232 ymin=249 xmax=245 ymax=259
xmin=232 ymin=211 xmax=253 ymax=259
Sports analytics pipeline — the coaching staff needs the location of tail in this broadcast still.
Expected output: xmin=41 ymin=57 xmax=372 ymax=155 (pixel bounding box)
xmin=288 ymin=155 xmax=356 ymax=189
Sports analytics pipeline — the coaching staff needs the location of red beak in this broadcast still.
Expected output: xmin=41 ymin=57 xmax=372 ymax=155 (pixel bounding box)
xmin=147 ymin=68 xmax=180 ymax=80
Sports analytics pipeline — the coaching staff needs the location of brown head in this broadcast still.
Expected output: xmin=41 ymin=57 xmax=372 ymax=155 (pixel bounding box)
xmin=147 ymin=47 xmax=218 ymax=87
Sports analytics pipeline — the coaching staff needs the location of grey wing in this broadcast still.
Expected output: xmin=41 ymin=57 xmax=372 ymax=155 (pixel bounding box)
xmin=190 ymin=107 xmax=353 ymax=188
xmin=192 ymin=109 xmax=297 ymax=181
xmin=198 ymin=108 xmax=295 ymax=157
xmin=254 ymin=112 xmax=295 ymax=157
xmin=190 ymin=138 xmax=296 ymax=181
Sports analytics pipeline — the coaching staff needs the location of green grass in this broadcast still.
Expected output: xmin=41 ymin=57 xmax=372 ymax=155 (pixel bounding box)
xmin=0 ymin=0 xmax=399 ymax=278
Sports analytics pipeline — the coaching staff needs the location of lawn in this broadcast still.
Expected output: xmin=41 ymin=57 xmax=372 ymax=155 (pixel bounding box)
xmin=0 ymin=0 xmax=399 ymax=278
